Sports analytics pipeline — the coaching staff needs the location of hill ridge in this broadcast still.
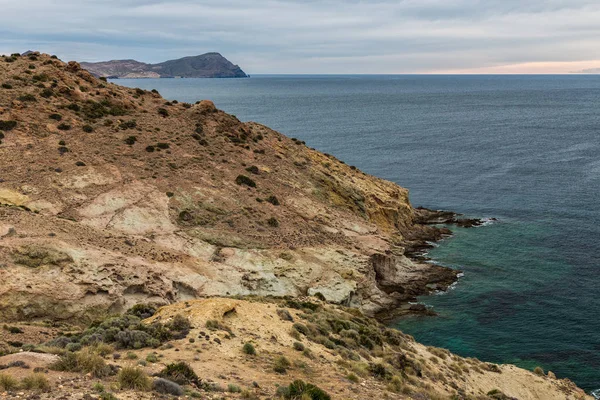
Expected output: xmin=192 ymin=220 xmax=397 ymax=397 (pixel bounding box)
xmin=80 ymin=52 xmax=248 ymax=78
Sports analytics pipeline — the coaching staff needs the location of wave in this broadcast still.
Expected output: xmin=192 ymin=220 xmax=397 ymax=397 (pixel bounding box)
xmin=591 ymin=389 xmax=600 ymax=399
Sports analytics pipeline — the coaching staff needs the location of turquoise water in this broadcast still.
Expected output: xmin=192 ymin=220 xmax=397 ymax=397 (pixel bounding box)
xmin=115 ymin=75 xmax=600 ymax=391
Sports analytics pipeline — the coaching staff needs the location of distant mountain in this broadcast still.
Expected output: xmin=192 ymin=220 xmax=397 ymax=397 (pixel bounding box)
xmin=80 ymin=52 xmax=248 ymax=78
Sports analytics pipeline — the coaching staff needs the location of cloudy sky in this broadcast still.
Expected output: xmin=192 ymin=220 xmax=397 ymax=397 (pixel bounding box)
xmin=2 ymin=0 xmax=600 ymax=74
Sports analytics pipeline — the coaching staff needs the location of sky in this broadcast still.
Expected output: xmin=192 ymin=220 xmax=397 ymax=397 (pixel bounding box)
xmin=1 ymin=0 xmax=600 ymax=74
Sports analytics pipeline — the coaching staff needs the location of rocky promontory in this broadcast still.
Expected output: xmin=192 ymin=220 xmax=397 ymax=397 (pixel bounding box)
xmin=0 ymin=52 xmax=462 ymax=323
xmin=80 ymin=52 xmax=248 ymax=78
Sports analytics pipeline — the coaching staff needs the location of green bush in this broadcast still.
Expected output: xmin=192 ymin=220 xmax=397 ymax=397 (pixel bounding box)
xmin=266 ymin=195 xmax=280 ymax=206
xmin=158 ymin=362 xmax=199 ymax=386
xmin=534 ymin=366 xmax=544 ymax=376
xmin=49 ymin=113 xmax=62 ymax=121
xmin=117 ymin=367 xmax=151 ymax=391
xmin=235 ymin=175 xmax=256 ymax=188
xmin=17 ymin=94 xmax=36 ymax=102
xmin=32 ymin=74 xmax=49 ymax=82
xmin=50 ymin=348 xmax=111 ymax=378
xmin=2 ymin=325 xmax=23 ymax=334
xmin=0 ymin=120 xmax=17 ymax=131
xmin=158 ymin=108 xmax=169 ymax=117
xmin=40 ymin=88 xmax=54 ymax=98
xmin=119 ymin=120 xmax=137 ymax=130
xmin=1 ymin=83 xmax=12 ymax=89
xmin=293 ymin=342 xmax=305 ymax=351
xmin=46 ymin=310 xmax=173 ymax=351
xmin=285 ymin=380 xmax=331 ymax=400
xmin=124 ymin=136 xmax=137 ymax=145
xmin=156 ymin=142 xmax=169 ymax=149
xmin=127 ymin=304 xmax=157 ymax=319
xmin=292 ymin=323 xmax=310 ymax=336
xmin=368 ymin=363 xmax=389 ymax=380
xmin=228 ymin=383 xmax=242 ymax=393
xmin=80 ymin=100 xmax=126 ymax=120
xmin=273 ymin=356 xmax=291 ymax=374
xmin=242 ymin=343 xmax=256 ymax=355
xmin=0 ymin=374 xmax=19 ymax=391
xmin=245 ymin=165 xmax=259 ymax=174
xmin=57 ymin=123 xmax=71 ymax=131
xmin=82 ymin=124 xmax=93 ymax=133
xmin=267 ymin=217 xmax=279 ymax=227
xmin=21 ymin=373 xmax=51 ymax=391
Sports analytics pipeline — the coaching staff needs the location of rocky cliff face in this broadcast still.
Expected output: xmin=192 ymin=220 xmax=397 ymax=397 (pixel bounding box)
xmin=80 ymin=52 xmax=248 ymax=78
xmin=0 ymin=52 xmax=453 ymax=322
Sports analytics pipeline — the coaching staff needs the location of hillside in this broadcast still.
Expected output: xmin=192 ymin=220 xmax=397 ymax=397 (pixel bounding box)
xmin=80 ymin=52 xmax=248 ymax=78
xmin=0 ymin=52 xmax=592 ymax=399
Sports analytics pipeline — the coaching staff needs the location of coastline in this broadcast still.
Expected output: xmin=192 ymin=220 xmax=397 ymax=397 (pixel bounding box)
xmin=374 ymin=207 xmax=488 ymax=322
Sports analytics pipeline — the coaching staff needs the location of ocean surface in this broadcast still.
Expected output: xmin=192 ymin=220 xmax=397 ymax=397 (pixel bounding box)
xmin=115 ymin=75 xmax=600 ymax=392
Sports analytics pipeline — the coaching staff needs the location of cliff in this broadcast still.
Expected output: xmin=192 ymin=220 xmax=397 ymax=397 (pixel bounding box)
xmin=0 ymin=51 xmax=451 ymax=323
xmin=80 ymin=52 xmax=248 ymax=78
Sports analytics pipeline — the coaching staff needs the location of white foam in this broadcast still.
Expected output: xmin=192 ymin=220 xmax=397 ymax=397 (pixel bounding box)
xmin=591 ymin=389 xmax=600 ymax=399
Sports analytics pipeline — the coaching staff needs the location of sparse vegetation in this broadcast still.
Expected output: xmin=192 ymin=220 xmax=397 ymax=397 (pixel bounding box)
xmin=2 ymin=325 xmax=23 ymax=334
xmin=21 ymin=373 xmax=51 ymax=391
xmin=117 ymin=366 xmax=151 ymax=391
xmin=119 ymin=119 xmax=137 ymax=130
xmin=50 ymin=348 xmax=112 ymax=378
xmin=228 ymin=383 xmax=242 ymax=393
xmin=0 ymin=374 xmax=19 ymax=391
xmin=235 ymin=175 xmax=256 ymax=187
xmin=534 ymin=366 xmax=544 ymax=376
xmin=293 ymin=342 xmax=305 ymax=351
xmin=158 ymin=107 xmax=169 ymax=117
xmin=283 ymin=380 xmax=331 ymax=400
xmin=57 ymin=123 xmax=72 ymax=131
xmin=242 ymin=342 xmax=256 ymax=355
xmin=273 ymin=356 xmax=291 ymax=374
xmin=45 ymin=305 xmax=188 ymax=351
xmin=17 ymin=94 xmax=36 ymax=102
xmin=266 ymin=195 xmax=280 ymax=205
xmin=267 ymin=217 xmax=279 ymax=227
xmin=80 ymin=99 xmax=127 ymax=120
xmin=124 ymin=136 xmax=137 ymax=145
xmin=158 ymin=362 xmax=200 ymax=386
xmin=49 ymin=113 xmax=62 ymax=121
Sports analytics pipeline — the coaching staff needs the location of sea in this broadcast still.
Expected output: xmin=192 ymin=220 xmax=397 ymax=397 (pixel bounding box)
xmin=115 ymin=75 xmax=600 ymax=393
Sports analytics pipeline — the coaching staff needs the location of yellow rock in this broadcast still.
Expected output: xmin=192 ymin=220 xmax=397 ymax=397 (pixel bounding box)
xmin=0 ymin=188 xmax=30 ymax=207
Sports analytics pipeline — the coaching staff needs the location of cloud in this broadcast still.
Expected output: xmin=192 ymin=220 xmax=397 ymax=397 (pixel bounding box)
xmin=1 ymin=0 xmax=600 ymax=73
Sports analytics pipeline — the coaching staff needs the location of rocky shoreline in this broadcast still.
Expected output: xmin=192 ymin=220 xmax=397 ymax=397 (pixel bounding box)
xmin=375 ymin=207 xmax=490 ymax=322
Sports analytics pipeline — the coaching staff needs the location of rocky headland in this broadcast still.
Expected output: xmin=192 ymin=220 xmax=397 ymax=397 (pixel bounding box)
xmin=80 ymin=53 xmax=248 ymax=79
xmin=0 ymin=52 xmax=591 ymax=399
